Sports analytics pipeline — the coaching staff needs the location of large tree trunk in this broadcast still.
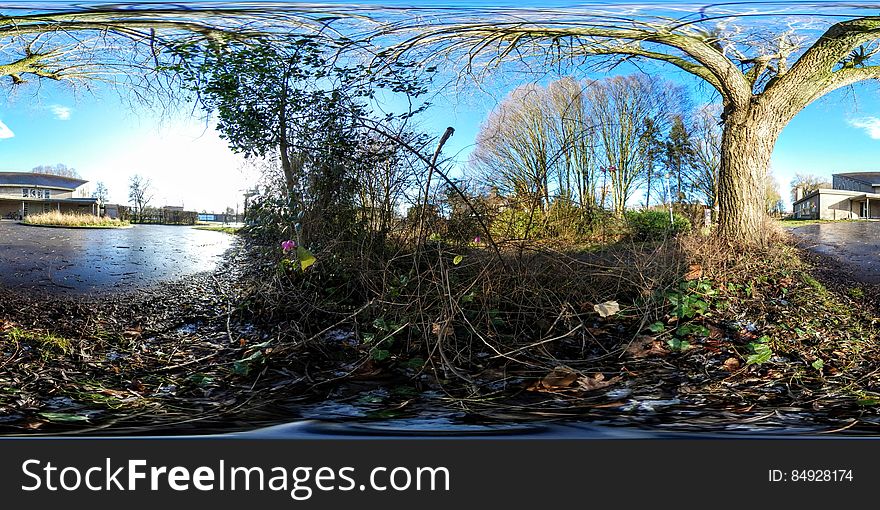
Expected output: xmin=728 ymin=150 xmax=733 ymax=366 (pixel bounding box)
xmin=716 ymin=105 xmax=783 ymax=245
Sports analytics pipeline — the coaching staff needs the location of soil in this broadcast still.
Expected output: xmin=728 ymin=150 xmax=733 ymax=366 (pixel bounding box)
xmin=4 ymin=234 xmax=880 ymax=436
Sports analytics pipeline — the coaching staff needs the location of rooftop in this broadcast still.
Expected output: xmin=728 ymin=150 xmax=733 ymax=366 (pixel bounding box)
xmin=835 ymin=172 xmax=880 ymax=185
xmin=0 ymin=172 xmax=88 ymax=190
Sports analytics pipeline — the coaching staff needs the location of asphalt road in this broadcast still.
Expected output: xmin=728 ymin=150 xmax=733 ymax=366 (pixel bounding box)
xmin=789 ymin=221 xmax=880 ymax=283
xmin=0 ymin=221 xmax=233 ymax=294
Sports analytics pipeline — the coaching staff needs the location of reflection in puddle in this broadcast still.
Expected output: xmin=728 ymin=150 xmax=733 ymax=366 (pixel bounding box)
xmin=0 ymin=222 xmax=233 ymax=294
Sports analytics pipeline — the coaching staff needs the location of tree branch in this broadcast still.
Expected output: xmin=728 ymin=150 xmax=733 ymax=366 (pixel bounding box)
xmin=387 ymin=22 xmax=752 ymax=106
xmin=577 ymin=45 xmax=723 ymax=92
xmin=766 ymin=17 xmax=880 ymax=103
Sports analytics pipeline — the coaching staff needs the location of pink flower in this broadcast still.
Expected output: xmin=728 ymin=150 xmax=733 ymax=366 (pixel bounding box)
xmin=474 ymin=236 xmax=481 ymax=244
xmin=281 ymin=240 xmax=297 ymax=253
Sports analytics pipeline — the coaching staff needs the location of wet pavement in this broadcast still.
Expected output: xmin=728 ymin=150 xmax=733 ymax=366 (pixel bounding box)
xmin=0 ymin=221 xmax=233 ymax=294
xmin=789 ymin=221 xmax=880 ymax=283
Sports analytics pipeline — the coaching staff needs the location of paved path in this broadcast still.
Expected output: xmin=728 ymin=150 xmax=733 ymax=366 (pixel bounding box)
xmin=0 ymin=221 xmax=233 ymax=294
xmin=789 ymin=221 xmax=880 ymax=283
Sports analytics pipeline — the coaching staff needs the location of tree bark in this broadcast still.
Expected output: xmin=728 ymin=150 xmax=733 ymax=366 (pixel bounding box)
xmin=716 ymin=104 xmax=783 ymax=245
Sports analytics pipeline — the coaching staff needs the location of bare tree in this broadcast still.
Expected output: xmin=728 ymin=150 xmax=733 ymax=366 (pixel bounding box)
xmin=766 ymin=169 xmax=784 ymax=215
xmin=471 ymin=83 xmax=555 ymax=213
xmin=688 ymin=104 xmax=723 ymax=209
xmin=32 ymin=163 xmax=80 ymax=178
xmin=128 ymin=174 xmax=153 ymax=222
xmin=92 ymin=181 xmax=109 ymax=204
xmin=384 ymin=9 xmax=880 ymax=243
xmin=790 ymin=173 xmax=832 ymax=201
xmin=588 ymin=75 xmax=682 ymax=216
xmin=546 ymin=76 xmax=598 ymax=210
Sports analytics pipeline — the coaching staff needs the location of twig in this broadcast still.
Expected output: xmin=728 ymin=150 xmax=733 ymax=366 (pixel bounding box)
xmin=490 ymin=324 xmax=583 ymax=360
xmin=302 ymin=298 xmax=375 ymax=344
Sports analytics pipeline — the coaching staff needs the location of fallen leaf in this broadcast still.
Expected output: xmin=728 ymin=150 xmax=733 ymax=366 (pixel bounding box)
xmin=538 ymin=366 xmax=579 ymax=389
xmin=684 ymin=264 xmax=703 ymax=281
xmin=626 ymin=336 xmax=654 ymax=356
xmin=576 ymin=373 xmax=621 ymax=392
xmin=594 ymin=300 xmax=620 ymax=318
xmin=626 ymin=336 xmax=666 ymax=357
xmin=723 ymin=358 xmax=741 ymax=371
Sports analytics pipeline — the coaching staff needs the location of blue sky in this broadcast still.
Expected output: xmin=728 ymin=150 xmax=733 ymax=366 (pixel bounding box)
xmin=3 ymin=2 xmax=880 ymax=211
xmin=0 ymin=86 xmax=252 ymax=213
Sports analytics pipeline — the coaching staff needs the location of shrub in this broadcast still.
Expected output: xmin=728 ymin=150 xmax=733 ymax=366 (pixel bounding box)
xmin=23 ymin=211 xmax=129 ymax=228
xmin=626 ymin=209 xmax=691 ymax=241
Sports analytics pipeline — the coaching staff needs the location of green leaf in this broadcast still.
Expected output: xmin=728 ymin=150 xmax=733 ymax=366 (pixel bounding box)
xmin=39 ymin=412 xmax=90 ymax=423
xmin=647 ymin=321 xmax=665 ymax=333
xmin=297 ymin=246 xmax=316 ymax=271
xmin=233 ymin=350 xmax=264 ymax=376
xmin=187 ymin=373 xmax=214 ymax=386
xmin=677 ymin=324 xmax=710 ymax=337
xmin=453 ymin=255 xmax=464 ymax=265
xmin=667 ymin=338 xmax=691 ymax=351
xmin=371 ymin=349 xmax=391 ymax=361
xmin=400 ymin=357 xmax=425 ymax=370
xmin=746 ymin=342 xmax=773 ymax=365
xmin=811 ymin=359 xmax=824 ymax=371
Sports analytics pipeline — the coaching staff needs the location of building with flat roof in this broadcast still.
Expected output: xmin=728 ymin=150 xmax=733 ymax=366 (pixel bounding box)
xmin=0 ymin=172 xmax=99 ymax=218
xmin=792 ymin=172 xmax=880 ymax=220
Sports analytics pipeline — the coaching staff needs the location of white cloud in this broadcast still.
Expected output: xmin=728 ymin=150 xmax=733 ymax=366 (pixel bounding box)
xmin=849 ymin=117 xmax=880 ymax=139
xmin=0 ymin=120 xmax=13 ymax=139
xmin=48 ymin=104 xmax=72 ymax=121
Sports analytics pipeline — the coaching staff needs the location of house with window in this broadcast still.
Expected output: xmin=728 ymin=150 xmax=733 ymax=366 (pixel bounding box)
xmin=792 ymin=172 xmax=880 ymax=220
xmin=0 ymin=172 xmax=99 ymax=219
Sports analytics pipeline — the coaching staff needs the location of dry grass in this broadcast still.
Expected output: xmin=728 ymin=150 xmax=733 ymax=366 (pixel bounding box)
xmin=23 ymin=211 xmax=129 ymax=228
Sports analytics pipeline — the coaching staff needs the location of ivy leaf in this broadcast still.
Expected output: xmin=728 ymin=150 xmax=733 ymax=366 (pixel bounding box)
xmin=647 ymin=321 xmax=665 ymax=333
xmin=667 ymin=338 xmax=691 ymax=351
xmin=746 ymin=342 xmax=773 ymax=365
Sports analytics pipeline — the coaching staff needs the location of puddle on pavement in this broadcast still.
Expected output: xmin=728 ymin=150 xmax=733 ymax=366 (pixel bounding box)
xmin=791 ymin=222 xmax=880 ymax=283
xmin=0 ymin=222 xmax=233 ymax=294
